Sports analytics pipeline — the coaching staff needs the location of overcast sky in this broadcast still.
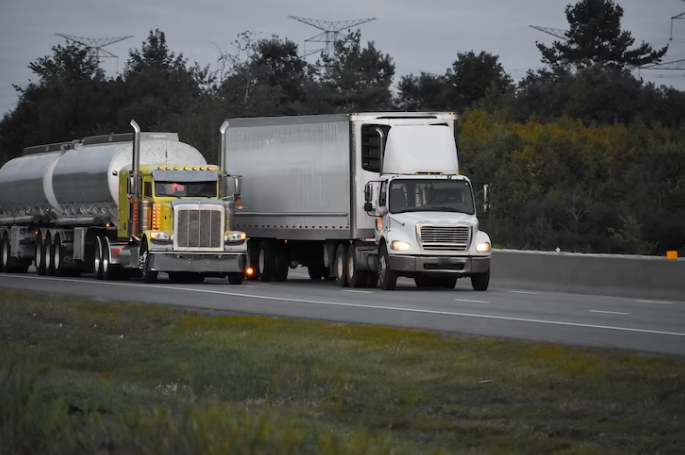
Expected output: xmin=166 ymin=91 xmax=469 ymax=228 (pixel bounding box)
xmin=1 ymin=0 xmax=684 ymax=116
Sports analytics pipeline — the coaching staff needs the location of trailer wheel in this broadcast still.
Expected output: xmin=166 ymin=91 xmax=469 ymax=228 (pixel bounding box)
xmin=274 ymin=243 xmax=289 ymax=282
xmin=471 ymin=269 xmax=490 ymax=291
xmin=93 ymin=236 xmax=104 ymax=280
xmin=35 ymin=234 xmax=47 ymax=276
xmin=0 ymin=235 xmax=8 ymax=273
xmin=53 ymin=234 xmax=68 ymax=277
xmin=257 ymin=241 xmax=277 ymax=282
xmin=334 ymin=244 xmax=349 ymax=287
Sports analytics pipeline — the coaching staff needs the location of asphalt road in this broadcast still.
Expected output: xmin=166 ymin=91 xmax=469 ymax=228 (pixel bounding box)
xmin=1 ymin=268 xmax=684 ymax=357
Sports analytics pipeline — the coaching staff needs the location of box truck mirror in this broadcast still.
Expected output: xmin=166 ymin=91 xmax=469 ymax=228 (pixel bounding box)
xmin=364 ymin=183 xmax=373 ymax=202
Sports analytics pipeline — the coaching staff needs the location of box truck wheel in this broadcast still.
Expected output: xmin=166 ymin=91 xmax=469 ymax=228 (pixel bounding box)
xmin=347 ymin=245 xmax=368 ymax=288
xmin=377 ymin=244 xmax=397 ymax=290
xmin=471 ymin=269 xmax=490 ymax=291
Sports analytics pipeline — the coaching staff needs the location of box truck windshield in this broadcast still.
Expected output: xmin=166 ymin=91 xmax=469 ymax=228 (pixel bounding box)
xmin=155 ymin=181 xmax=217 ymax=198
xmin=388 ymin=179 xmax=475 ymax=215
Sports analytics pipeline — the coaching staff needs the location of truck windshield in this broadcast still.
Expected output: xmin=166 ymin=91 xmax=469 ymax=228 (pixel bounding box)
xmin=155 ymin=181 xmax=217 ymax=198
xmin=388 ymin=179 xmax=475 ymax=215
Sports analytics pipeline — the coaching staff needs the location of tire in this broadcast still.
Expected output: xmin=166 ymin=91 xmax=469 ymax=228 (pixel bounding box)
xmin=334 ymin=244 xmax=349 ymax=287
xmin=440 ymin=276 xmax=458 ymax=289
xmin=93 ymin=236 xmax=104 ymax=280
xmin=308 ymin=265 xmax=326 ymax=281
xmin=414 ymin=275 xmax=441 ymax=288
xmin=377 ymin=244 xmax=397 ymax=290
xmin=139 ymin=241 xmax=158 ymax=283
xmin=53 ymin=235 xmax=67 ymax=277
xmin=471 ymin=269 xmax=490 ymax=291
xmin=347 ymin=245 xmax=368 ymax=288
xmin=45 ymin=235 xmax=56 ymax=276
xmin=35 ymin=234 xmax=47 ymax=276
xmin=274 ymin=244 xmax=289 ymax=282
xmin=228 ymin=273 xmax=244 ymax=285
xmin=258 ymin=241 xmax=277 ymax=282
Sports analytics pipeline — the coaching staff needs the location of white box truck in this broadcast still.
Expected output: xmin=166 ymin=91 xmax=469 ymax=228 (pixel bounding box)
xmin=221 ymin=112 xmax=492 ymax=290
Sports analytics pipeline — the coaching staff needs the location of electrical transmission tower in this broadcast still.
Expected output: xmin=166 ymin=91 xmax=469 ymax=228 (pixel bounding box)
xmin=289 ymin=16 xmax=376 ymax=58
xmin=529 ymin=25 xmax=568 ymax=41
xmin=671 ymin=0 xmax=685 ymax=41
xmin=55 ymin=34 xmax=133 ymax=74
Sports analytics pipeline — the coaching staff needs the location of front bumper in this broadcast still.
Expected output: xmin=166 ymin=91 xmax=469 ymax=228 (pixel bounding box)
xmin=147 ymin=251 xmax=247 ymax=273
xmin=388 ymin=254 xmax=490 ymax=276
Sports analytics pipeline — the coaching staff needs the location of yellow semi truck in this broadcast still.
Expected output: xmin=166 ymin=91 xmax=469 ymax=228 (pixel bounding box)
xmin=0 ymin=120 xmax=249 ymax=284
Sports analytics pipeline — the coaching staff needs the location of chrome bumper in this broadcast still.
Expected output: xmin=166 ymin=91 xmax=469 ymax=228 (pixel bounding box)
xmin=388 ymin=255 xmax=490 ymax=275
xmin=147 ymin=251 xmax=247 ymax=273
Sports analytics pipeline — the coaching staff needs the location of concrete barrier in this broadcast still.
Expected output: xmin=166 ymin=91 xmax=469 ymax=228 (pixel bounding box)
xmin=491 ymin=249 xmax=685 ymax=301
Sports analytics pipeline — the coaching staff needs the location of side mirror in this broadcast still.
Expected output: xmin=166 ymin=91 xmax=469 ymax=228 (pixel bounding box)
xmin=127 ymin=175 xmax=134 ymax=196
xmin=483 ymin=183 xmax=490 ymax=213
xmin=364 ymin=183 xmax=373 ymax=202
xmin=233 ymin=176 xmax=243 ymax=199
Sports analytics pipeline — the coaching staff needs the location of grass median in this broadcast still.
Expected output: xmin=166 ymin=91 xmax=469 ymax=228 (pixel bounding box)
xmin=1 ymin=288 xmax=683 ymax=454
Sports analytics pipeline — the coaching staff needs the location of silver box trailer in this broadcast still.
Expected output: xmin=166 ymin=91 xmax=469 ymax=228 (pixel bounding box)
xmin=224 ymin=112 xmax=492 ymax=290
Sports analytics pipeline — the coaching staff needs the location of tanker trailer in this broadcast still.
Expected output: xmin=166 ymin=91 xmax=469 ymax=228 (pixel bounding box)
xmin=0 ymin=120 xmax=249 ymax=284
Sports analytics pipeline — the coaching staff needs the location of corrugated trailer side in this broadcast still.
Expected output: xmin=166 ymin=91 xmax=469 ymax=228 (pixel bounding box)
xmin=226 ymin=114 xmax=353 ymax=242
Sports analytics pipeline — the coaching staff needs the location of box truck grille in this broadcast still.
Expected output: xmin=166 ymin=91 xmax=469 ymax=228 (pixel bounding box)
xmin=419 ymin=226 xmax=471 ymax=251
xmin=174 ymin=207 xmax=223 ymax=251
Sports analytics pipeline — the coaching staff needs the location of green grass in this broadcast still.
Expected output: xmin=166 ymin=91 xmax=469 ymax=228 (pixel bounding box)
xmin=1 ymin=289 xmax=684 ymax=454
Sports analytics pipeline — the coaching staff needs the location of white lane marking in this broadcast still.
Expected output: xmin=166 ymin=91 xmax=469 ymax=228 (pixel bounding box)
xmin=590 ymin=310 xmax=630 ymax=315
xmin=508 ymin=290 xmax=538 ymax=295
xmin=3 ymin=274 xmax=685 ymax=338
xmin=344 ymin=290 xmax=372 ymax=294
xmin=637 ymin=299 xmax=674 ymax=305
xmin=455 ymin=298 xmax=489 ymax=304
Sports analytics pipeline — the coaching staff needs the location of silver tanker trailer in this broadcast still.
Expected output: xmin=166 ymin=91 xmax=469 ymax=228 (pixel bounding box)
xmin=0 ymin=120 xmax=249 ymax=284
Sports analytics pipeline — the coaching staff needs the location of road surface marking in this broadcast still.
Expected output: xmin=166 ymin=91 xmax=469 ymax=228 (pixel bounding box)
xmin=455 ymin=298 xmax=489 ymax=304
xmin=3 ymin=274 xmax=685 ymax=338
xmin=344 ymin=290 xmax=372 ymax=294
xmin=589 ymin=310 xmax=630 ymax=315
xmin=508 ymin=290 xmax=538 ymax=295
xmin=637 ymin=299 xmax=674 ymax=305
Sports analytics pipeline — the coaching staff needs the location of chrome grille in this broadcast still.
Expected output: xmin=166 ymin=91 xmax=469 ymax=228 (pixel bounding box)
xmin=174 ymin=206 xmax=224 ymax=251
xmin=419 ymin=225 xmax=471 ymax=251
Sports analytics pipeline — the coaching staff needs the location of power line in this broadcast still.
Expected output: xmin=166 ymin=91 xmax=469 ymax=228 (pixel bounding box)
xmin=289 ymin=16 xmax=376 ymax=58
xmin=55 ymin=34 xmax=133 ymax=75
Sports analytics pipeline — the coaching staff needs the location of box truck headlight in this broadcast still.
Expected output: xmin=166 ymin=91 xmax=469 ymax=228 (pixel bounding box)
xmin=390 ymin=240 xmax=412 ymax=251
xmin=150 ymin=231 xmax=172 ymax=242
xmin=225 ymin=231 xmax=247 ymax=243
xmin=476 ymin=242 xmax=490 ymax=252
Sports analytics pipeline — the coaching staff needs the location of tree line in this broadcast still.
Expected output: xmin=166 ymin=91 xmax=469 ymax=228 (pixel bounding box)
xmin=0 ymin=0 xmax=683 ymax=255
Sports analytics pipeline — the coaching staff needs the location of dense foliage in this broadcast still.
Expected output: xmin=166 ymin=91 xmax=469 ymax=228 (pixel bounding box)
xmin=0 ymin=0 xmax=683 ymax=255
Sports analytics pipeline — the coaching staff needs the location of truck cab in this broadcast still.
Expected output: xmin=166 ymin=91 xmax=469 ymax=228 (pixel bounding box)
xmin=114 ymin=163 xmax=248 ymax=283
xmin=362 ymin=118 xmax=491 ymax=291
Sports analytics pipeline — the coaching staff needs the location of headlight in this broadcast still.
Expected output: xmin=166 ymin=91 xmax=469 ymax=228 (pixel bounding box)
xmin=390 ymin=240 xmax=412 ymax=251
xmin=225 ymin=231 xmax=247 ymax=243
xmin=150 ymin=231 xmax=171 ymax=241
xmin=476 ymin=242 xmax=490 ymax=252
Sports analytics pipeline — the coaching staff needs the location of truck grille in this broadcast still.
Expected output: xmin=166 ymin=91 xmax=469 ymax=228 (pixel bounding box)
xmin=419 ymin=225 xmax=471 ymax=251
xmin=174 ymin=206 xmax=224 ymax=251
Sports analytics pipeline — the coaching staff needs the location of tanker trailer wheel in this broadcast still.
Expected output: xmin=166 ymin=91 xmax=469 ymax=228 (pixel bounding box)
xmin=52 ymin=234 xmax=68 ymax=277
xmin=35 ymin=234 xmax=47 ymax=276
xmin=139 ymin=241 xmax=158 ymax=283
xmin=92 ymin=236 xmax=103 ymax=280
xmin=0 ymin=235 xmax=9 ymax=272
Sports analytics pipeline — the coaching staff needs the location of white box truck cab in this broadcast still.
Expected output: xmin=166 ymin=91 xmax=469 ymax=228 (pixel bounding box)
xmin=223 ymin=111 xmax=491 ymax=291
